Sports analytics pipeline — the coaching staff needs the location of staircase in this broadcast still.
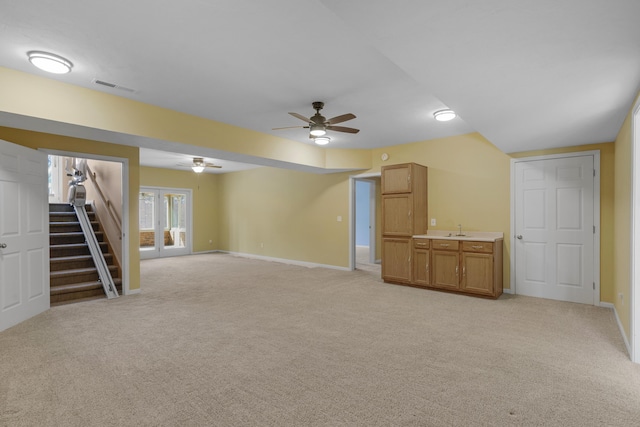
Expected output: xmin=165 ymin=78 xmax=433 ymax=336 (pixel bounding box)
xmin=49 ymin=203 xmax=122 ymax=305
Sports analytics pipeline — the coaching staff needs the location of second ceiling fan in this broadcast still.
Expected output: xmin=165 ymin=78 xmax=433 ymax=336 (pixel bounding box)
xmin=273 ymin=102 xmax=359 ymax=141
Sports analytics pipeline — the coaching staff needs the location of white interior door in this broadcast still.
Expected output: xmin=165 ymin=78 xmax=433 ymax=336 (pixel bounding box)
xmin=513 ymin=154 xmax=596 ymax=304
xmin=0 ymin=139 xmax=49 ymax=332
xmin=139 ymin=187 xmax=191 ymax=259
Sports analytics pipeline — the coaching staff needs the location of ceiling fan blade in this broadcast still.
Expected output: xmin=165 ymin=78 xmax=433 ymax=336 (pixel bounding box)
xmin=289 ymin=112 xmax=312 ymax=123
xmin=272 ymin=125 xmax=308 ymax=130
xmin=327 ymin=125 xmax=360 ymax=134
xmin=326 ymin=113 xmax=356 ymax=125
xmin=206 ymin=164 xmax=222 ymax=168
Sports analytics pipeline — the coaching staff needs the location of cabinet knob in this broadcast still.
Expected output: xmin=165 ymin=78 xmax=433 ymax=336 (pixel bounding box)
xmin=516 ymin=235 xmax=523 ymax=240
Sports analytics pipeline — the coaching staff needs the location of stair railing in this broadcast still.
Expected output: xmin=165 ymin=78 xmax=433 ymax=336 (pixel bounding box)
xmin=85 ymin=164 xmax=122 ymax=240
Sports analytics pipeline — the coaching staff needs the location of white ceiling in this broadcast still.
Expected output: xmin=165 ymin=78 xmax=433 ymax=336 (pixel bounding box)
xmin=0 ymin=0 xmax=639 ymax=171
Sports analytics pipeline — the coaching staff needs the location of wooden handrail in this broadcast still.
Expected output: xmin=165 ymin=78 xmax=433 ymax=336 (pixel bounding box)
xmin=85 ymin=164 xmax=123 ymax=239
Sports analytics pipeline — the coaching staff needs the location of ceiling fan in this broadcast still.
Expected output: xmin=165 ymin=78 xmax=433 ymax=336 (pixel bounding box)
xmin=178 ymin=157 xmax=222 ymax=173
xmin=272 ymin=102 xmax=359 ymax=143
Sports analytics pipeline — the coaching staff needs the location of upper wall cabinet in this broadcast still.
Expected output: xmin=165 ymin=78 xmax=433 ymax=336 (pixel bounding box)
xmin=381 ymin=163 xmax=427 ymax=195
xmin=381 ymin=163 xmax=428 ymax=236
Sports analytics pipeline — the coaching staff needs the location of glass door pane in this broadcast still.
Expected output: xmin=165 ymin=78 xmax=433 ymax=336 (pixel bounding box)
xmin=162 ymin=193 xmax=187 ymax=251
xmin=139 ymin=191 xmax=157 ymax=256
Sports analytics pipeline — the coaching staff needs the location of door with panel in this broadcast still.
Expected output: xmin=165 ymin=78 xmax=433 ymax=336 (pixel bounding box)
xmin=0 ymin=139 xmax=49 ymax=332
xmin=514 ymin=155 xmax=595 ymax=304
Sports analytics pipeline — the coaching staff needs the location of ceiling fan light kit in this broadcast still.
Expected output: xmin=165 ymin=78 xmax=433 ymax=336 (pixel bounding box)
xmin=313 ymin=136 xmax=330 ymax=145
xmin=309 ymin=124 xmax=326 ymax=136
xmin=433 ymin=109 xmax=456 ymax=122
xmin=187 ymin=157 xmax=221 ymax=173
xmin=273 ymin=101 xmax=360 ymax=143
xmin=27 ymin=51 xmax=73 ymax=74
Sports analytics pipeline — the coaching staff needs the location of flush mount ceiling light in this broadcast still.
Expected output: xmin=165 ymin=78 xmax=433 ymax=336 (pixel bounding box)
xmin=433 ymin=109 xmax=456 ymax=122
xmin=27 ymin=51 xmax=73 ymax=74
xmin=309 ymin=123 xmax=326 ymax=137
xmin=313 ymin=136 xmax=331 ymax=146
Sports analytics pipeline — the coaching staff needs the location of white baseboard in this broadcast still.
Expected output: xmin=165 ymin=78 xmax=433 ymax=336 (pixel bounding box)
xmin=192 ymin=249 xmax=223 ymax=255
xmin=600 ymin=302 xmax=631 ymax=357
xmin=502 ymin=287 xmax=514 ymax=294
xmin=222 ymin=251 xmax=350 ymax=271
xmin=125 ymin=288 xmax=141 ymax=295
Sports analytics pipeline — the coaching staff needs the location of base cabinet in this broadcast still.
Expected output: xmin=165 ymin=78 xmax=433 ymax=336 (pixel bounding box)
xmin=387 ymin=237 xmax=503 ymax=299
xmin=382 ymin=238 xmax=412 ymax=284
xmin=412 ymin=239 xmax=430 ymax=286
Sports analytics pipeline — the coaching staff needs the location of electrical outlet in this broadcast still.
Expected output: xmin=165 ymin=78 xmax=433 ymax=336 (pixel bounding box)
xmin=431 ymin=218 xmax=436 ymax=226
xmin=337 ymin=216 xmax=342 ymax=222
xmin=260 ymin=242 xmax=264 ymax=248
xmin=209 ymin=239 xmax=212 ymax=245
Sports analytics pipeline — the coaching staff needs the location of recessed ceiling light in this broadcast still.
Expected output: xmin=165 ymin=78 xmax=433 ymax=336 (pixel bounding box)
xmin=27 ymin=51 xmax=73 ymax=74
xmin=433 ymin=109 xmax=456 ymax=122
xmin=313 ymin=136 xmax=330 ymax=146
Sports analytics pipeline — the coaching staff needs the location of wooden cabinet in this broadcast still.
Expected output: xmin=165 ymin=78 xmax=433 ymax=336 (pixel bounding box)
xmin=429 ymin=239 xmax=503 ymax=298
xmin=381 ymin=163 xmax=428 ymax=284
xmin=460 ymin=241 xmax=502 ymax=298
xmin=412 ymin=238 xmax=430 ymax=286
xmin=382 ymin=237 xmax=412 ymax=284
xmin=431 ymin=239 xmax=460 ymax=291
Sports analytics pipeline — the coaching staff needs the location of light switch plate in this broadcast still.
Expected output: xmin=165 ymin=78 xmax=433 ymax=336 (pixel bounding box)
xmin=431 ymin=218 xmax=436 ymax=226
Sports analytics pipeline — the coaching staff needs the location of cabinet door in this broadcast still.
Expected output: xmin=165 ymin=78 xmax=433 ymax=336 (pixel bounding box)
xmin=382 ymin=164 xmax=412 ymax=194
xmin=431 ymin=250 xmax=459 ymax=290
xmin=412 ymin=248 xmax=430 ymax=286
xmin=382 ymin=194 xmax=413 ymax=236
xmin=461 ymin=252 xmax=494 ymax=296
xmin=382 ymin=238 xmax=412 ymax=283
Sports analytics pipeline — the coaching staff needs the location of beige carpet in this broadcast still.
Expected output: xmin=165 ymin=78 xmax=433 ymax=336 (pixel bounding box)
xmin=1 ymin=253 xmax=639 ymax=426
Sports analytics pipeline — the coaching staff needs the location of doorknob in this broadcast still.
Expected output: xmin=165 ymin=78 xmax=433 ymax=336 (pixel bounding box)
xmin=0 ymin=243 xmax=6 ymax=248
xmin=516 ymin=235 xmax=523 ymax=240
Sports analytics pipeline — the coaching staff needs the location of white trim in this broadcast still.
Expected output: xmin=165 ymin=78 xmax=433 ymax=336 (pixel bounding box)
xmin=139 ymin=186 xmax=193 ymax=259
xmin=510 ymin=150 xmax=601 ymax=306
xmin=222 ymin=251 xmax=351 ymax=271
xmin=630 ymin=96 xmax=640 ymax=363
xmin=502 ymin=287 xmax=515 ymax=295
xmin=41 ymin=149 xmax=131 ymax=296
xmin=126 ymin=288 xmax=141 ymax=295
xmin=192 ymin=249 xmax=223 ymax=255
xmin=600 ymin=302 xmax=632 ymax=356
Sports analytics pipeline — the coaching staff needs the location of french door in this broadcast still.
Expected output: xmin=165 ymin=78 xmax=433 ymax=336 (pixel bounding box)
xmin=139 ymin=187 xmax=191 ymax=259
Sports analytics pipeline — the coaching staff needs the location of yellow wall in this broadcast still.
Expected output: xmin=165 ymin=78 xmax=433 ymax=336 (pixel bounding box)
xmin=140 ymin=167 xmax=220 ymax=252
xmin=614 ymin=110 xmax=634 ymax=338
xmin=0 ymin=67 xmax=370 ymax=172
xmin=0 ymin=126 xmax=141 ymax=291
xmin=217 ymin=167 xmax=352 ymax=267
xmin=369 ymin=133 xmax=512 ymax=287
xmin=511 ymin=142 xmax=615 ymax=303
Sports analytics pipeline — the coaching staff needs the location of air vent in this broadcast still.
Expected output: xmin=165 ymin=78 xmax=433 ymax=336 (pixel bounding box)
xmin=92 ymin=79 xmax=136 ymax=93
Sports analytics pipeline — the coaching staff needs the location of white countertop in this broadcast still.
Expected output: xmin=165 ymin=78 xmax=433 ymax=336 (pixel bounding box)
xmin=413 ymin=230 xmax=504 ymax=242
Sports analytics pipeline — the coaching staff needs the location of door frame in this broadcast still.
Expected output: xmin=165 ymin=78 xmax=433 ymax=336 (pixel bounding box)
xmin=630 ymin=97 xmax=640 ymax=363
xmin=349 ymin=172 xmax=381 ymax=270
xmin=139 ymin=186 xmax=193 ymax=259
xmin=43 ymin=149 xmax=131 ymax=295
xmin=509 ymin=150 xmax=601 ymax=305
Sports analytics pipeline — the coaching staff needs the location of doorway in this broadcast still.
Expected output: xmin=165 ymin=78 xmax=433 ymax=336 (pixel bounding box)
xmin=46 ymin=151 xmax=130 ymax=294
xmin=139 ymin=187 xmax=192 ymax=259
xmin=511 ymin=151 xmax=600 ymax=305
xmin=350 ymin=173 xmax=381 ymax=271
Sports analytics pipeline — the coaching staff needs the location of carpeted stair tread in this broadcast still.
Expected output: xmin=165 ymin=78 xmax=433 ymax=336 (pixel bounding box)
xmin=50 ymin=265 xmax=118 ymax=278
xmin=50 ymin=281 xmax=104 ymax=295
